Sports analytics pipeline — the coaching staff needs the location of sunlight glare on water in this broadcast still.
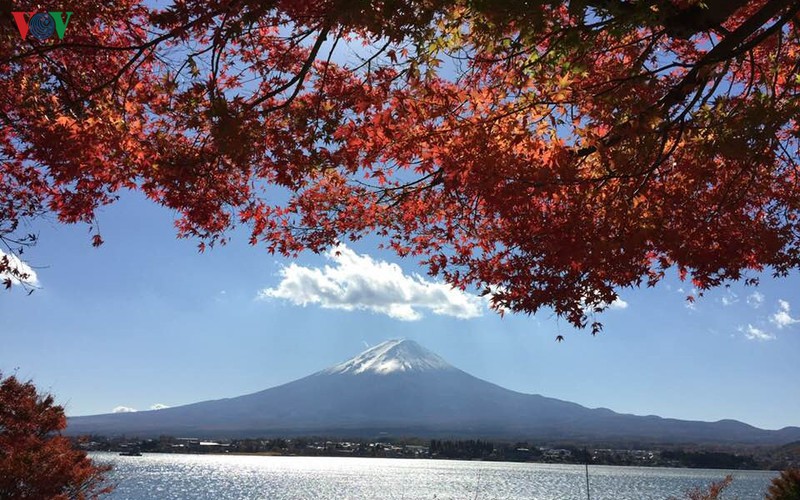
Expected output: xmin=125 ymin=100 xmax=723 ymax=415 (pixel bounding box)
xmin=95 ymin=453 xmax=776 ymax=500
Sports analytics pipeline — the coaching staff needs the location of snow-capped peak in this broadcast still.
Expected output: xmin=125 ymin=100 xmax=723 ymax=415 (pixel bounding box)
xmin=323 ymin=339 xmax=454 ymax=375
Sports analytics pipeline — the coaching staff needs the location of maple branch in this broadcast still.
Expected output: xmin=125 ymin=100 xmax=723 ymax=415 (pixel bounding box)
xmin=575 ymin=0 xmax=800 ymax=159
xmin=350 ymin=40 xmax=394 ymax=71
xmin=248 ymin=24 xmax=331 ymax=111
xmin=660 ymin=0 xmax=798 ymax=112
xmin=311 ymin=29 xmax=343 ymax=139
xmin=658 ymin=0 xmax=750 ymax=38
xmin=584 ymin=0 xmax=750 ymax=38
xmin=76 ymin=14 xmax=222 ymax=100
xmin=373 ymin=168 xmax=444 ymax=207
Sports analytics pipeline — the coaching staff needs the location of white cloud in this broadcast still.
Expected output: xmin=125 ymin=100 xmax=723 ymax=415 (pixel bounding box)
xmin=739 ymin=324 xmax=775 ymax=341
xmin=0 ymin=250 xmax=39 ymax=286
xmin=259 ymin=245 xmax=484 ymax=321
xmin=721 ymin=291 xmax=738 ymax=306
xmin=579 ymin=288 xmax=628 ymax=313
xmin=112 ymin=406 xmax=137 ymax=413
xmin=150 ymin=403 xmax=170 ymax=410
xmin=746 ymin=291 xmax=764 ymax=308
xmin=608 ymin=298 xmax=628 ymax=310
xmin=769 ymin=299 xmax=799 ymax=329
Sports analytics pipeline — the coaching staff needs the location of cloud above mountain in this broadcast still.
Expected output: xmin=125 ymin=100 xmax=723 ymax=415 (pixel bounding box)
xmin=112 ymin=406 xmax=137 ymax=413
xmin=259 ymin=245 xmax=484 ymax=321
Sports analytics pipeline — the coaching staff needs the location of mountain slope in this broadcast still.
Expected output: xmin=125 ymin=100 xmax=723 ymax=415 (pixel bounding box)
xmin=66 ymin=340 xmax=800 ymax=444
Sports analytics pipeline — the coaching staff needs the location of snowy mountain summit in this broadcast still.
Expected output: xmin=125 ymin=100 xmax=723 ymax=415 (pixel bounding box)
xmin=323 ymin=339 xmax=455 ymax=375
xmin=67 ymin=339 xmax=800 ymax=444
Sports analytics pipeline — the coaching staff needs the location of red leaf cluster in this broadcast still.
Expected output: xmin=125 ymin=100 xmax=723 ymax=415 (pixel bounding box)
xmin=0 ymin=374 xmax=113 ymax=499
xmin=2 ymin=0 xmax=799 ymax=330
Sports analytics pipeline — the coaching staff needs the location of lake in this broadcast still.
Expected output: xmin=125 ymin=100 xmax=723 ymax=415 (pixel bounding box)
xmin=92 ymin=452 xmax=777 ymax=499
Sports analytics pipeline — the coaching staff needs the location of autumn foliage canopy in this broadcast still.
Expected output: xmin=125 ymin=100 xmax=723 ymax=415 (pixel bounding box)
xmin=2 ymin=0 xmax=800 ymax=328
xmin=766 ymin=468 xmax=800 ymax=500
xmin=0 ymin=374 xmax=112 ymax=499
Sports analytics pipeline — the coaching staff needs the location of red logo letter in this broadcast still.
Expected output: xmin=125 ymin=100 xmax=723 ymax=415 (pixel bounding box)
xmin=11 ymin=11 xmax=37 ymax=39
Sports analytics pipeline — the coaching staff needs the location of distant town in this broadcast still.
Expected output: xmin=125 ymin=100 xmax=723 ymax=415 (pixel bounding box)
xmin=77 ymin=435 xmax=800 ymax=471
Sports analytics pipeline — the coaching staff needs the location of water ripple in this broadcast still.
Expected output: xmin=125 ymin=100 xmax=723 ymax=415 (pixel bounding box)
xmin=93 ymin=453 xmax=776 ymax=500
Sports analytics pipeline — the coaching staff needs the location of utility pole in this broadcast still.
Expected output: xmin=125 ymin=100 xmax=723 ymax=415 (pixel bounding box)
xmin=584 ymin=448 xmax=591 ymax=500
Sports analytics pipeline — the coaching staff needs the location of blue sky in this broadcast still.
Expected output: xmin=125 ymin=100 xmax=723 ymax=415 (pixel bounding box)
xmin=1 ymin=190 xmax=799 ymax=430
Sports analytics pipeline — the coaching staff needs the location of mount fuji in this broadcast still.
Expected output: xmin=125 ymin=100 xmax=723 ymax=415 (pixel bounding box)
xmin=66 ymin=339 xmax=800 ymax=445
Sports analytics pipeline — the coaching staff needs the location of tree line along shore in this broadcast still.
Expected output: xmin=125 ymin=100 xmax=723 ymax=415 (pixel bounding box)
xmin=78 ymin=435 xmax=800 ymax=471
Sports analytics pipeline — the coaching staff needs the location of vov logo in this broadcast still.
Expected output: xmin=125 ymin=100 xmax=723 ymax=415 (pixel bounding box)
xmin=12 ymin=11 xmax=73 ymax=41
